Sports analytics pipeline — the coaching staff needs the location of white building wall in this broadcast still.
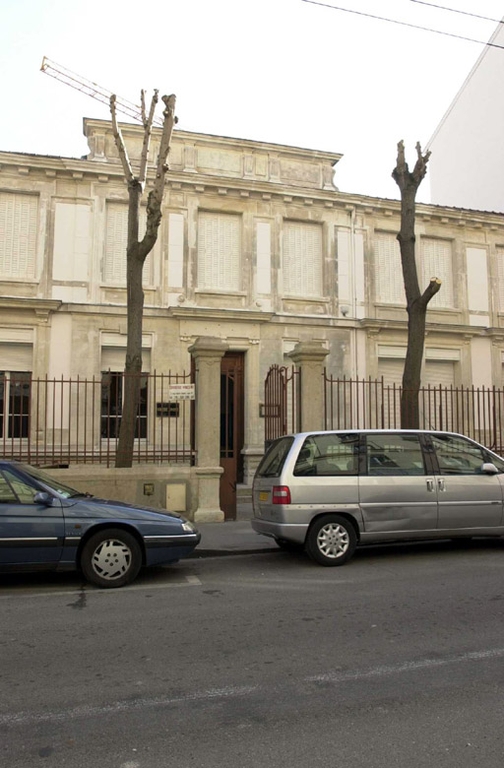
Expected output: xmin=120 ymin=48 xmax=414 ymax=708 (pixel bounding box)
xmin=428 ymin=20 xmax=504 ymax=212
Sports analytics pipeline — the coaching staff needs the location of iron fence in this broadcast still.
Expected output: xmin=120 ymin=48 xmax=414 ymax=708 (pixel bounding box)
xmin=324 ymin=375 xmax=504 ymax=455
xmin=0 ymin=372 xmax=194 ymax=467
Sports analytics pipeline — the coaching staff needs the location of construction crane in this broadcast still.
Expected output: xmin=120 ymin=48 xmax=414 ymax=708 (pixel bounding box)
xmin=40 ymin=56 xmax=164 ymax=127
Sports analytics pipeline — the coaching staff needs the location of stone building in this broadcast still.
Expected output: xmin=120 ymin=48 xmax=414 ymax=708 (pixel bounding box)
xmin=1 ymin=117 xmax=504 ymax=502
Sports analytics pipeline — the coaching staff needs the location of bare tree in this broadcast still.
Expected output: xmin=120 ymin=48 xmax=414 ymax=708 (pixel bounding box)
xmin=392 ymin=140 xmax=441 ymax=429
xmin=110 ymin=90 xmax=177 ymax=468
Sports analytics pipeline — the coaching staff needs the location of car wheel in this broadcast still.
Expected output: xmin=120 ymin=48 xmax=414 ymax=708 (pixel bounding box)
xmin=81 ymin=528 xmax=142 ymax=588
xmin=274 ymin=537 xmax=304 ymax=552
xmin=306 ymin=515 xmax=357 ymax=566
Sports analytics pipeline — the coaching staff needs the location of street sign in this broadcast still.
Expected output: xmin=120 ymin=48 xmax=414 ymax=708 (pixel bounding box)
xmin=168 ymin=383 xmax=195 ymax=401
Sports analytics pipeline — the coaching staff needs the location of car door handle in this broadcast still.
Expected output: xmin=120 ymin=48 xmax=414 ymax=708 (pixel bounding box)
xmin=437 ymin=478 xmax=446 ymax=492
xmin=426 ymin=478 xmax=435 ymax=492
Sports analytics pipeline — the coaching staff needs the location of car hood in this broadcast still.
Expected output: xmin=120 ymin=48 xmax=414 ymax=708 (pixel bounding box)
xmin=62 ymin=496 xmax=187 ymax=523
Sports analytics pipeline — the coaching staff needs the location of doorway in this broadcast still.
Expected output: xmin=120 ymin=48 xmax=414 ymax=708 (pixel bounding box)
xmin=220 ymin=352 xmax=245 ymax=520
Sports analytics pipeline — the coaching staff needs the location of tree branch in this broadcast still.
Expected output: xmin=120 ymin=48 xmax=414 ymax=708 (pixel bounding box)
xmin=141 ymin=94 xmax=177 ymax=258
xmin=392 ymin=139 xmax=431 ymax=193
xmin=140 ymin=90 xmax=146 ymax=126
xmin=412 ymin=141 xmax=431 ymax=185
xmin=110 ymin=95 xmax=134 ymax=182
xmin=138 ymin=89 xmax=159 ymax=186
xmin=419 ymin=277 xmax=442 ymax=308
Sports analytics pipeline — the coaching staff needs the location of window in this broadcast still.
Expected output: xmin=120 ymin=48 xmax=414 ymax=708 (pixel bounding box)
xmin=103 ymin=202 xmax=154 ymax=286
xmin=101 ymin=372 xmax=148 ymax=439
xmin=0 ymin=192 xmax=38 ymax=278
xmin=0 ymin=474 xmax=18 ymax=503
xmin=374 ymin=232 xmax=404 ymax=304
xmin=283 ymin=221 xmax=323 ymax=298
xmin=431 ymin=434 xmax=504 ymax=475
xmin=365 ymin=433 xmax=425 ymax=476
xmin=0 ymin=372 xmax=31 ymax=438
xmin=420 ymin=238 xmax=454 ymax=308
xmin=256 ymin=437 xmax=294 ymax=478
xmin=2 ymin=469 xmax=38 ymax=503
xmin=294 ymin=433 xmax=358 ymax=476
xmin=197 ymin=212 xmax=241 ymax=290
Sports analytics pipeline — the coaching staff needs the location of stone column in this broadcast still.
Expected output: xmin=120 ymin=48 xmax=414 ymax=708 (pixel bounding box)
xmin=189 ymin=336 xmax=229 ymax=522
xmin=287 ymin=341 xmax=329 ymax=432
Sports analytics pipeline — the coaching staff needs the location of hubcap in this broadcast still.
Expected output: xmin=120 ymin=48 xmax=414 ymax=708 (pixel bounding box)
xmin=316 ymin=523 xmax=349 ymax=559
xmin=91 ymin=538 xmax=132 ymax=581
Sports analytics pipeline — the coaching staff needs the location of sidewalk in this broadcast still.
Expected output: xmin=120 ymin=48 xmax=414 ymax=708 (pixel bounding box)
xmin=189 ymin=502 xmax=278 ymax=558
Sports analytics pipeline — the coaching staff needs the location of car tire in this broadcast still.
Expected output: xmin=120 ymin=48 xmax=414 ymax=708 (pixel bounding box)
xmin=306 ymin=515 xmax=357 ymax=566
xmin=80 ymin=528 xmax=142 ymax=588
xmin=274 ymin=537 xmax=304 ymax=552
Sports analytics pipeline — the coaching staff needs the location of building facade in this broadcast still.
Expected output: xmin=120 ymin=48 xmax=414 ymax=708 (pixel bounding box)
xmin=1 ymin=118 xmax=504 ymax=484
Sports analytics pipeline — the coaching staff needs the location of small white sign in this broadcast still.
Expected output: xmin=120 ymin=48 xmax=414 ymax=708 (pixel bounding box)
xmin=168 ymin=383 xmax=195 ymax=401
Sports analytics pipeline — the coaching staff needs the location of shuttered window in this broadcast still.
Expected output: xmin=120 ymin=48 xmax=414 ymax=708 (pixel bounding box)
xmin=377 ymin=358 xmax=403 ymax=427
xmin=374 ymin=232 xmax=404 ymax=304
xmin=377 ymin=358 xmax=403 ymax=386
xmin=283 ymin=221 xmax=322 ymax=297
xmin=103 ymin=202 xmax=155 ymax=286
xmin=422 ymin=360 xmax=456 ymax=430
xmin=420 ymin=238 xmax=454 ymax=308
xmin=0 ymin=192 xmax=38 ymax=278
xmin=197 ymin=212 xmax=241 ymax=290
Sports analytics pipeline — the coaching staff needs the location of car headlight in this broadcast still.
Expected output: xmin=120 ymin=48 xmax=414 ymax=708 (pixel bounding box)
xmin=182 ymin=521 xmax=196 ymax=533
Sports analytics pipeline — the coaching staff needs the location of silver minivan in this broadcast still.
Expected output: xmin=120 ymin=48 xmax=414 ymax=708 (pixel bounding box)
xmin=251 ymin=429 xmax=504 ymax=566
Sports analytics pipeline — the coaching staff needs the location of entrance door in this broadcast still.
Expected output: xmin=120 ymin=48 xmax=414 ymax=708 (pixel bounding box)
xmin=220 ymin=353 xmax=245 ymax=520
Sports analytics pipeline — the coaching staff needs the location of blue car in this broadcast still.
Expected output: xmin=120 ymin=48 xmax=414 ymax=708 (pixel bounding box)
xmin=0 ymin=461 xmax=200 ymax=588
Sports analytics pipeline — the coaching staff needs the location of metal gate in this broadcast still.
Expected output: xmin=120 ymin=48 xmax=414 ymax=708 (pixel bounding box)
xmin=263 ymin=365 xmax=300 ymax=448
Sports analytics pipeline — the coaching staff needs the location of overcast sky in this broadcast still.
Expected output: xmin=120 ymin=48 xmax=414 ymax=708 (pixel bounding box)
xmin=1 ymin=0 xmax=502 ymax=201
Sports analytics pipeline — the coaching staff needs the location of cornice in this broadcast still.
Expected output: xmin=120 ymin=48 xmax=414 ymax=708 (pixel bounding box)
xmin=1 ymin=150 xmax=504 ymax=228
xmin=0 ymin=297 xmax=62 ymax=314
xmin=167 ymin=306 xmax=275 ymax=323
xmin=359 ymin=317 xmax=492 ymax=338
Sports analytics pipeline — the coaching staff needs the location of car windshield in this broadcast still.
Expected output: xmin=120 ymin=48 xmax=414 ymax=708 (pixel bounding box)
xmin=17 ymin=464 xmax=88 ymax=499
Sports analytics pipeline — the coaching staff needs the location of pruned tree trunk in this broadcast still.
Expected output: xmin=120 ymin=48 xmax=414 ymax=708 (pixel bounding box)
xmin=110 ymin=92 xmax=177 ymax=467
xmin=392 ymin=141 xmax=441 ymax=428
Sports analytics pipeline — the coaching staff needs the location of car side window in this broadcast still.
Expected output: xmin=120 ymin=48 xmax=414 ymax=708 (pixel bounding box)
xmin=0 ymin=473 xmax=18 ymax=504
xmin=365 ymin=434 xmax=426 ymax=476
xmin=294 ymin=434 xmax=358 ymax=476
xmin=431 ymin=434 xmax=494 ymax=475
xmin=2 ymin=469 xmax=38 ymax=503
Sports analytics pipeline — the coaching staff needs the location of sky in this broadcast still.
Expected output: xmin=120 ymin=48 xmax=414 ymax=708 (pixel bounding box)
xmin=1 ymin=0 xmax=503 ymax=202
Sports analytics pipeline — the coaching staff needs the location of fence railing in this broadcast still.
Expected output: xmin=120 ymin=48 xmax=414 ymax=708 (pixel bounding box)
xmin=324 ymin=376 xmax=504 ymax=455
xmin=0 ymin=372 xmax=194 ymax=467
xmin=264 ymin=365 xmax=301 ymax=444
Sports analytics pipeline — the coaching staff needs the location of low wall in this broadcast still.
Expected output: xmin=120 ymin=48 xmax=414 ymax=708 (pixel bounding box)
xmin=45 ymin=465 xmax=199 ymax=520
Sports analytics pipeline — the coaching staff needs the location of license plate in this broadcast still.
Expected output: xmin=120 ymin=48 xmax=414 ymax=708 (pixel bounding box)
xmin=259 ymin=491 xmax=269 ymax=502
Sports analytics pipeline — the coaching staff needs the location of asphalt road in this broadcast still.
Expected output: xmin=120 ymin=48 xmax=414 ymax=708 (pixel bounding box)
xmin=2 ymin=539 xmax=504 ymax=767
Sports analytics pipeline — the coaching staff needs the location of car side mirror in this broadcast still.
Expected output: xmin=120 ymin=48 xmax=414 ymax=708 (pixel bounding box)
xmin=34 ymin=491 xmax=53 ymax=506
xmin=481 ymin=463 xmax=499 ymax=475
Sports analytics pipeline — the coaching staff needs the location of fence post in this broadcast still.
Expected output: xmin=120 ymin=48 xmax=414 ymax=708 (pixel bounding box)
xmin=189 ymin=336 xmax=229 ymax=523
xmin=287 ymin=341 xmax=329 ymax=432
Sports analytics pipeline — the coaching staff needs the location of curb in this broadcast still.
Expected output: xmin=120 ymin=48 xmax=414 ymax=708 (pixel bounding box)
xmin=188 ymin=547 xmax=277 ymax=559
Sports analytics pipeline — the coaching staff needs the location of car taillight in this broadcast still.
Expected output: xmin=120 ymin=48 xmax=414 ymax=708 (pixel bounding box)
xmin=272 ymin=486 xmax=291 ymax=505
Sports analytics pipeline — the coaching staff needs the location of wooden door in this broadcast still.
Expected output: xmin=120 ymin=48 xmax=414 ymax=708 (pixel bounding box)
xmin=220 ymin=353 xmax=244 ymax=520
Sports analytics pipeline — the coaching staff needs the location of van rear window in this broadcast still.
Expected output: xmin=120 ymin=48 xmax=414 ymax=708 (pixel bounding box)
xmin=256 ymin=437 xmax=294 ymax=478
